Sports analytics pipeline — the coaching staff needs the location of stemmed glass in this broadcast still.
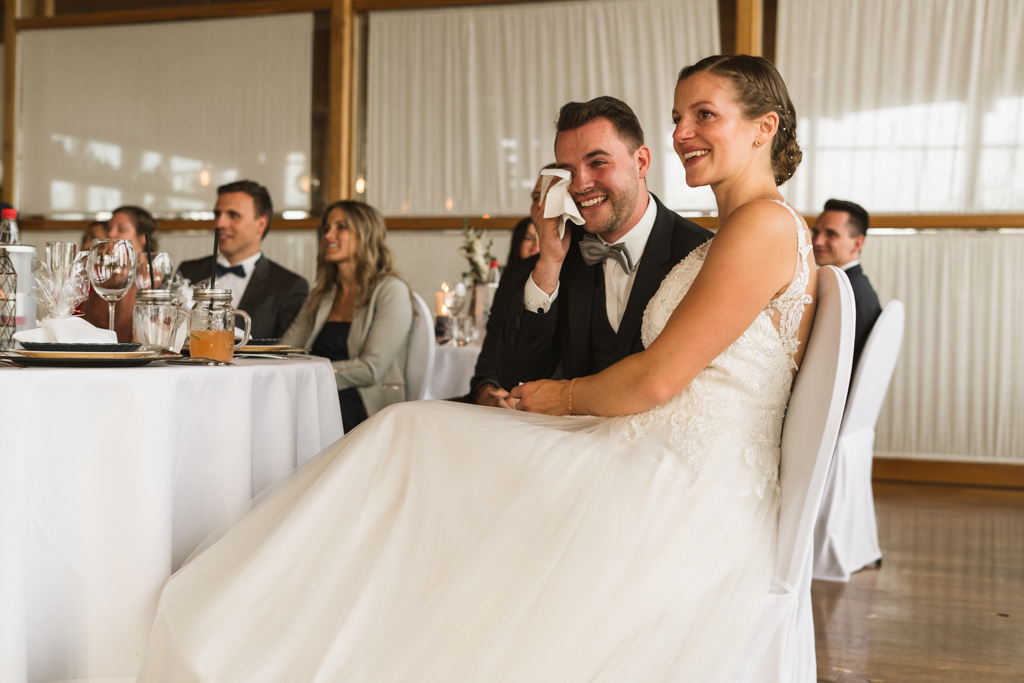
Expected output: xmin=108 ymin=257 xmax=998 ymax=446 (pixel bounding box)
xmin=136 ymin=252 xmax=174 ymax=290
xmin=87 ymin=238 xmax=138 ymax=331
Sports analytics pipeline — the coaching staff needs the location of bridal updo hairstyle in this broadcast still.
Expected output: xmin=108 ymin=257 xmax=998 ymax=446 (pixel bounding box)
xmin=308 ymin=200 xmax=400 ymax=312
xmin=678 ymin=55 xmax=802 ymax=186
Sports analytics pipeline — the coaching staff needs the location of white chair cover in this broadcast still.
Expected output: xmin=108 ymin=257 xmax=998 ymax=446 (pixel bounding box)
xmin=405 ymin=292 xmax=436 ymax=401
xmin=813 ymin=300 xmax=905 ymax=582
xmin=733 ymin=266 xmax=855 ymax=683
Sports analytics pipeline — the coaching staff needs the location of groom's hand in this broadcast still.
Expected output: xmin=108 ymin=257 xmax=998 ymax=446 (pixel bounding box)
xmin=531 ymin=188 xmax=572 ymax=295
xmin=511 ymin=379 xmax=571 ymax=415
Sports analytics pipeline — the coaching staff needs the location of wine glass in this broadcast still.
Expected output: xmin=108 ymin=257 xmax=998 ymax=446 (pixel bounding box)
xmin=87 ymin=239 xmax=138 ymax=331
xmin=136 ymin=252 xmax=174 ymax=290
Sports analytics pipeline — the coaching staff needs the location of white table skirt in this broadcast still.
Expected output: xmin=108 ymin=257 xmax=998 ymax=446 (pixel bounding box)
xmin=0 ymin=358 xmax=344 ymax=683
xmin=424 ymin=344 xmax=483 ymax=400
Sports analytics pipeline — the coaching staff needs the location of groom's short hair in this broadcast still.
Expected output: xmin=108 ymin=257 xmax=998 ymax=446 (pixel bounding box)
xmin=823 ymin=198 xmax=869 ymax=238
xmin=555 ymin=96 xmax=645 ymax=153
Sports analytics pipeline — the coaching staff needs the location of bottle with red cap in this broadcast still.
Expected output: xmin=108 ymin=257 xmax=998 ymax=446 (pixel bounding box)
xmin=0 ymin=208 xmax=19 ymax=245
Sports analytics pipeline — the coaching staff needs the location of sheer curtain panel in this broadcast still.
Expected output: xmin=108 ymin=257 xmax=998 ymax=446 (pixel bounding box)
xmin=777 ymin=0 xmax=1024 ymax=214
xmin=364 ymin=0 xmax=719 ymax=217
xmin=18 ymin=14 xmax=314 ymax=216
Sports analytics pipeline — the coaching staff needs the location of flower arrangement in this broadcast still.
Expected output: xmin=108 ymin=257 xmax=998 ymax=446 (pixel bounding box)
xmin=458 ymin=218 xmax=497 ymax=284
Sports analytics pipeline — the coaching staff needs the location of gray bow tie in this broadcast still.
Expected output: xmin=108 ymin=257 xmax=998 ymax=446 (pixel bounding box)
xmin=579 ymin=233 xmax=634 ymax=273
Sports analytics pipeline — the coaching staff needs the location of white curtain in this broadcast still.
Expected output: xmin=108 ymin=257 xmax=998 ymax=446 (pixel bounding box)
xmin=862 ymin=231 xmax=1024 ymax=464
xmin=364 ymin=0 xmax=720 ymax=217
xmin=18 ymin=14 xmax=313 ymax=216
xmin=777 ymin=0 xmax=1024 ymax=214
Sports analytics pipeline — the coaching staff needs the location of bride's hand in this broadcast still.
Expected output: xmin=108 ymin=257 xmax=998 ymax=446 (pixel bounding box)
xmin=511 ymin=379 xmax=572 ymax=415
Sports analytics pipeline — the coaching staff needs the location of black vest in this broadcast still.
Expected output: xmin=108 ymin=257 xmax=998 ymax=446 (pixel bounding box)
xmin=588 ymin=266 xmax=618 ymax=374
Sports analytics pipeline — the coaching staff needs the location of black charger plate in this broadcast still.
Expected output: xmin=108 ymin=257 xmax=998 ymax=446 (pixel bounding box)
xmin=19 ymin=341 xmax=142 ymax=353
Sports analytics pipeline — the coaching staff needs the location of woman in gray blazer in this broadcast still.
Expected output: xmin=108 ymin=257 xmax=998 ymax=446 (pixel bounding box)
xmin=282 ymin=201 xmax=412 ymax=432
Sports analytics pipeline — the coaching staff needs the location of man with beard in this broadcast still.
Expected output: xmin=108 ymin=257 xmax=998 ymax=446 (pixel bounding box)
xmin=496 ymin=96 xmax=712 ymax=388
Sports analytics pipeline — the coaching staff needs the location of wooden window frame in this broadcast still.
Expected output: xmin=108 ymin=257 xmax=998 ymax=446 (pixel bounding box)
xmin=5 ymin=0 xmax=1021 ymax=232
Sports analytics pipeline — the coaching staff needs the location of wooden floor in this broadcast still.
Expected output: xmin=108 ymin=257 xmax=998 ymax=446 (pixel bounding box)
xmin=813 ymin=481 xmax=1024 ymax=682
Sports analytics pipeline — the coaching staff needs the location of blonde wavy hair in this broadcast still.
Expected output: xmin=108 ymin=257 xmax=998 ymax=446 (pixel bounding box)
xmin=309 ymin=201 xmax=401 ymax=313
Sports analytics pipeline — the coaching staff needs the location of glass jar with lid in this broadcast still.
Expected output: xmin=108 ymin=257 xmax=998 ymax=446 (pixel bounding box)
xmin=134 ymin=288 xmax=187 ymax=353
xmin=189 ymin=289 xmax=251 ymax=362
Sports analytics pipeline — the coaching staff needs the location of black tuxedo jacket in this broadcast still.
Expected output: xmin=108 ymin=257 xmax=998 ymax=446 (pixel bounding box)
xmin=496 ymin=194 xmax=713 ymax=389
xmin=177 ymin=255 xmax=309 ymax=339
xmin=844 ymin=263 xmax=882 ymax=373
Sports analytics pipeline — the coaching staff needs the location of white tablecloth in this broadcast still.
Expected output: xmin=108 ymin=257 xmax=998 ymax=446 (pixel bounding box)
xmin=0 ymin=357 xmax=344 ymax=683
xmin=424 ymin=344 xmax=483 ymax=400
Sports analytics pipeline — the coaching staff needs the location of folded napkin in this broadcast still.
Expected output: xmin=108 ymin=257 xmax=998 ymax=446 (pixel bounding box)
xmin=14 ymin=316 xmax=118 ymax=344
xmin=540 ymin=168 xmax=585 ymax=239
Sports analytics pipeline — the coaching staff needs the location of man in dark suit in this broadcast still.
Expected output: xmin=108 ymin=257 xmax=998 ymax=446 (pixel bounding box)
xmin=496 ymin=96 xmax=713 ymax=389
xmin=812 ymin=198 xmax=882 ymax=372
xmin=177 ymin=180 xmax=308 ymax=339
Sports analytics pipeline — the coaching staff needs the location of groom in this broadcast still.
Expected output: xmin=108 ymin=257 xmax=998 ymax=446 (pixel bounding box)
xmin=496 ymin=96 xmax=712 ymax=388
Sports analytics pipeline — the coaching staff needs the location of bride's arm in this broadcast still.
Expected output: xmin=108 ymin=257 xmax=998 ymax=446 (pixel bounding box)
xmin=513 ymin=201 xmax=809 ymax=416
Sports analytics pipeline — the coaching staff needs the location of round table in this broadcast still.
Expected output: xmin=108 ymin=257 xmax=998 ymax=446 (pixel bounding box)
xmin=0 ymin=357 xmax=343 ymax=683
xmin=424 ymin=343 xmax=483 ymax=400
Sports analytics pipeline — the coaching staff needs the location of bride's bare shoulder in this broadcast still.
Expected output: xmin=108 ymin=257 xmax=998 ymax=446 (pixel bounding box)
xmin=705 ymin=200 xmax=799 ymax=266
xmin=717 ymin=199 xmax=800 ymax=240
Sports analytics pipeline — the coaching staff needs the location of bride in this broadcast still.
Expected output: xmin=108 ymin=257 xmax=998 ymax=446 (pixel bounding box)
xmin=138 ymin=54 xmax=815 ymax=682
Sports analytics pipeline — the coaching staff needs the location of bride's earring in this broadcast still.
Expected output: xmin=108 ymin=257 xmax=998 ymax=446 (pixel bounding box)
xmin=754 ymin=140 xmax=763 ymax=147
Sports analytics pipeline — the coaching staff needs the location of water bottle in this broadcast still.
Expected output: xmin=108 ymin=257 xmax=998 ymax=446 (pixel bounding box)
xmin=0 ymin=208 xmax=20 ymax=245
xmin=0 ymin=247 xmax=16 ymax=350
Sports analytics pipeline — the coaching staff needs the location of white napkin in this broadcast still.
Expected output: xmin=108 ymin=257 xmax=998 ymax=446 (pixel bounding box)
xmin=540 ymin=168 xmax=585 ymax=239
xmin=14 ymin=316 xmax=118 ymax=344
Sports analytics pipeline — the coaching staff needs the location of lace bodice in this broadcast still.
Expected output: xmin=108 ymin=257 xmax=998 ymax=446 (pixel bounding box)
xmin=624 ymin=200 xmax=812 ymax=497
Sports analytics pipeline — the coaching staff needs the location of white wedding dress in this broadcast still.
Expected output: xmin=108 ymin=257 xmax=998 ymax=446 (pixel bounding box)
xmin=138 ymin=202 xmax=812 ymax=683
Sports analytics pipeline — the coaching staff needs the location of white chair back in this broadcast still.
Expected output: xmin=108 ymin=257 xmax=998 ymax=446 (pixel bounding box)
xmin=812 ymin=299 xmax=904 ymax=582
xmin=840 ymin=300 xmax=905 ymax=436
xmin=733 ymin=266 xmax=855 ymax=683
xmin=775 ymin=265 xmax=856 ymax=591
xmin=405 ymin=292 xmax=436 ymax=401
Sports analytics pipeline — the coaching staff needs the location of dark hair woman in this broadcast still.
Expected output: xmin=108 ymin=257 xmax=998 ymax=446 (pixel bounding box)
xmin=80 ymin=206 xmax=159 ymax=341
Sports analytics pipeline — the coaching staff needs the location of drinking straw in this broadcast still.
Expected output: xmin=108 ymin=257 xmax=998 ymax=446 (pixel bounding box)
xmin=144 ymin=232 xmax=156 ymax=289
xmin=210 ymin=227 xmax=220 ymax=288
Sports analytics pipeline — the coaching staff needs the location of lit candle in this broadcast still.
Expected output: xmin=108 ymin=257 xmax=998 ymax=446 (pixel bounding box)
xmin=435 ymin=282 xmax=449 ymax=317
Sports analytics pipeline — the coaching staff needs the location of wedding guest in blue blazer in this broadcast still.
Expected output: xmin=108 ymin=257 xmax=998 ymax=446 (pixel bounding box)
xmin=812 ymin=198 xmax=882 ymax=372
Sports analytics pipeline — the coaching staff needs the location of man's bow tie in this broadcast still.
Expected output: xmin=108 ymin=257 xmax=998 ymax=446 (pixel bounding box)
xmin=216 ymin=263 xmax=246 ymax=279
xmin=579 ymin=233 xmax=634 ymax=273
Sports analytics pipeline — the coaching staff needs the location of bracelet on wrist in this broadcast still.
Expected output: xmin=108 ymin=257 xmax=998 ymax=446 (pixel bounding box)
xmin=568 ymin=377 xmax=580 ymax=415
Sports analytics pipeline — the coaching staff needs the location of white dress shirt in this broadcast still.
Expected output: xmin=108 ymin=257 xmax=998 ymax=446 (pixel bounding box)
xmin=524 ymin=192 xmax=658 ymax=333
xmin=840 ymin=259 xmax=860 ymax=271
xmin=216 ymin=251 xmax=263 ymax=309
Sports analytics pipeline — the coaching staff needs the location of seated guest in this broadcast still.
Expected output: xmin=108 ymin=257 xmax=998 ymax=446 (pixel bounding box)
xmin=459 ymin=217 xmax=542 ymax=409
xmin=462 ymin=166 xmax=554 ymax=408
xmin=282 ymin=201 xmax=412 ymax=432
xmin=177 ymin=180 xmax=308 ymax=339
xmin=76 ymin=220 xmax=109 ymax=316
xmin=80 ymin=206 xmax=157 ymax=341
xmin=80 ymin=219 xmax=108 ymax=250
xmin=506 ymin=216 xmax=540 ymax=268
xmin=812 ymin=198 xmax=882 ymax=371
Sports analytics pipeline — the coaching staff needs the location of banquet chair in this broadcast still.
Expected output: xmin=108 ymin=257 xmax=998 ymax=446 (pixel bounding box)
xmin=813 ymin=300 xmax=905 ymax=582
xmin=405 ymin=292 xmax=436 ymax=401
xmin=732 ymin=265 xmax=855 ymax=683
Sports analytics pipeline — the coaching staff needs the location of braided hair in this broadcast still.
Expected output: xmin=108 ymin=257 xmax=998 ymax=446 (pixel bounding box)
xmin=678 ymin=55 xmax=802 ymax=186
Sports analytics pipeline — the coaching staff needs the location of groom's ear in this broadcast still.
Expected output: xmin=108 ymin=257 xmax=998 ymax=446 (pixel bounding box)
xmin=634 ymin=145 xmax=652 ymax=180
